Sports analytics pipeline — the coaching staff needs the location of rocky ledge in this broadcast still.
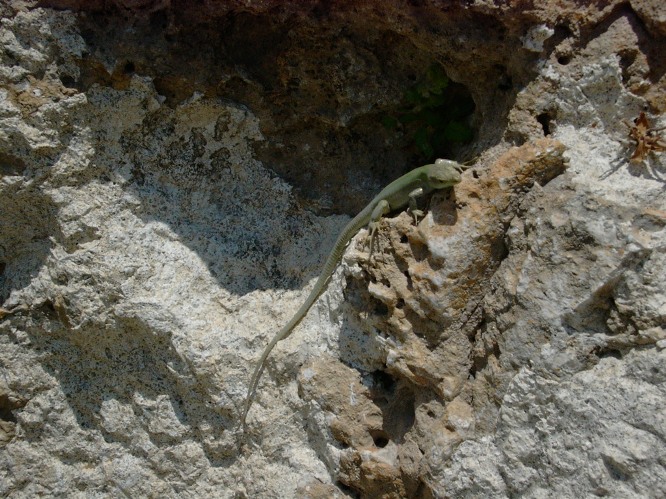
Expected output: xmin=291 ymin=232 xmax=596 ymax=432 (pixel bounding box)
xmin=0 ymin=1 xmax=664 ymax=497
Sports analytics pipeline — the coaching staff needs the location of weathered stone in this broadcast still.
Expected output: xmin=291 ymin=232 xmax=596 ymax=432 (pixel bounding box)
xmin=0 ymin=2 xmax=664 ymax=497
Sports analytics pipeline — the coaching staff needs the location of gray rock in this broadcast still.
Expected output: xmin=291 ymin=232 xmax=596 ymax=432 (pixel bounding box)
xmin=0 ymin=3 xmax=664 ymax=498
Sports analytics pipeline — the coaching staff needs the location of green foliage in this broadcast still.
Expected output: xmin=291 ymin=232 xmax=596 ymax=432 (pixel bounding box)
xmin=384 ymin=64 xmax=474 ymax=160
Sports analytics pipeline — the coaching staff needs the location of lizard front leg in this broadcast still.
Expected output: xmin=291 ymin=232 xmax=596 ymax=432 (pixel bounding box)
xmin=408 ymin=187 xmax=425 ymax=224
xmin=367 ymin=199 xmax=390 ymax=258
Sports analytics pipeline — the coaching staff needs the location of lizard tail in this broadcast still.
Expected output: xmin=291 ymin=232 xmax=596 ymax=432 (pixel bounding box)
xmin=239 ymin=205 xmax=374 ymax=432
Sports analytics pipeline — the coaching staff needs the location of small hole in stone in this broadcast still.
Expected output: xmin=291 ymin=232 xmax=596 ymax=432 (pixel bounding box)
xmin=536 ymin=112 xmax=553 ymax=136
xmin=396 ymin=298 xmax=405 ymax=309
xmin=372 ymin=370 xmax=397 ymax=393
xmin=335 ymin=481 xmax=356 ymax=496
xmin=60 ymin=74 xmax=76 ymax=87
xmin=374 ymin=301 xmax=389 ymax=316
xmin=404 ymin=270 xmax=413 ymax=289
xmin=0 ymin=394 xmax=23 ymax=423
xmin=599 ymin=349 xmax=622 ymax=360
xmin=400 ymin=234 xmax=408 ymax=244
xmin=497 ymin=74 xmax=512 ymax=91
xmin=123 ymin=61 xmax=136 ymax=74
xmin=472 ymin=170 xmax=479 ymax=179
xmin=370 ymin=430 xmax=390 ymax=448
xmin=557 ymin=55 xmax=571 ymax=65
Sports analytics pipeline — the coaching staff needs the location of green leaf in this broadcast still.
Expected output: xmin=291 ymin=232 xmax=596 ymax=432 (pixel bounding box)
xmin=381 ymin=116 xmax=399 ymax=130
xmin=420 ymin=108 xmax=446 ymax=128
xmin=427 ymin=65 xmax=449 ymax=93
xmin=424 ymin=92 xmax=447 ymax=108
xmin=448 ymin=99 xmax=475 ymax=120
xmin=442 ymin=121 xmax=473 ymax=142
xmin=405 ymin=88 xmax=422 ymax=105
xmin=399 ymin=112 xmax=420 ymax=125
xmin=414 ymin=127 xmax=434 ymax=158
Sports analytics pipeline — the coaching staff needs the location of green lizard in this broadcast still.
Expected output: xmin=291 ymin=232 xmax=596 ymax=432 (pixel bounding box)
xmin=240 ymin=159 xmax=463 ymax=430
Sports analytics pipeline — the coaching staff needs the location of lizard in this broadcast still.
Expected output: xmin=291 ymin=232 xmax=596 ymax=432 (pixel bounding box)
xmin=239 ymin=159 xmax=463 ymax=431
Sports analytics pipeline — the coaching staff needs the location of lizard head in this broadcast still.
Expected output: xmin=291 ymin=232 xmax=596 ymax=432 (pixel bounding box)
xmin=426 ymin=159 xmax=463 ymax=188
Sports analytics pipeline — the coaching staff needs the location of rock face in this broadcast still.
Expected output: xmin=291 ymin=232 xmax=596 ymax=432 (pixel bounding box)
xmin=1 ymin=1 xmax=665 ymax=497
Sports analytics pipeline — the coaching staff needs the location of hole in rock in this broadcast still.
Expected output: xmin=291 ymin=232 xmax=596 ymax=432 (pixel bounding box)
xmin=123 ymin=61 xmax=136 ymax=74
xmin=0 ymin=152 xmax=26 ymax=176
xmin=370 ymin=430 xmax=390 ymax=448
xmin=60 ymin=74 xmax=76 ymax=87
xmin=0 ymin=403 xmax=17 ymax=423
xmin=371 ymin=370 xmax=397 ymax=395
xmin=374 ymin=301 xmax=389 ymax=316
xmin=536 ymin=112 xmax=553 ymax=136
xmin=599 ymin=348 xmax=623 ymax=360
xmin=557 ymin=54 xmax=571 ymax=65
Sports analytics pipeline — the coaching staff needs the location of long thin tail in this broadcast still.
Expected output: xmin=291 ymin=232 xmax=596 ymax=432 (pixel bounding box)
xmin=239 ymin=287 xmax=320 ymax=431
xmin=239 ymin=206 xmax=373 ymax=432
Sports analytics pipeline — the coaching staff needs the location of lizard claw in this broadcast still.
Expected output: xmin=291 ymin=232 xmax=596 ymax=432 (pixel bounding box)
xmin=410 ymin=209 xmax=424 ymax=225
xmin=367 ymin=221 xmax=379 ymax=259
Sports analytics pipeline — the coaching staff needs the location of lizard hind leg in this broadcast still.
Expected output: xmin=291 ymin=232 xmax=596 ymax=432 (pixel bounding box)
xmin=367 ymin=199 xmax=390 ymax=258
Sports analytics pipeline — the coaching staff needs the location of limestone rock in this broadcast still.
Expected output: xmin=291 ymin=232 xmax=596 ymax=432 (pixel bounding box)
xmin=0 ymin=2 xmax=664 ymax=498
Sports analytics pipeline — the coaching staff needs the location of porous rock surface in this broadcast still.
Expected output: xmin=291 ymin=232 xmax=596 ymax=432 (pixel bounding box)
xmin=0 ymin=1 xmax=665 ymax=497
